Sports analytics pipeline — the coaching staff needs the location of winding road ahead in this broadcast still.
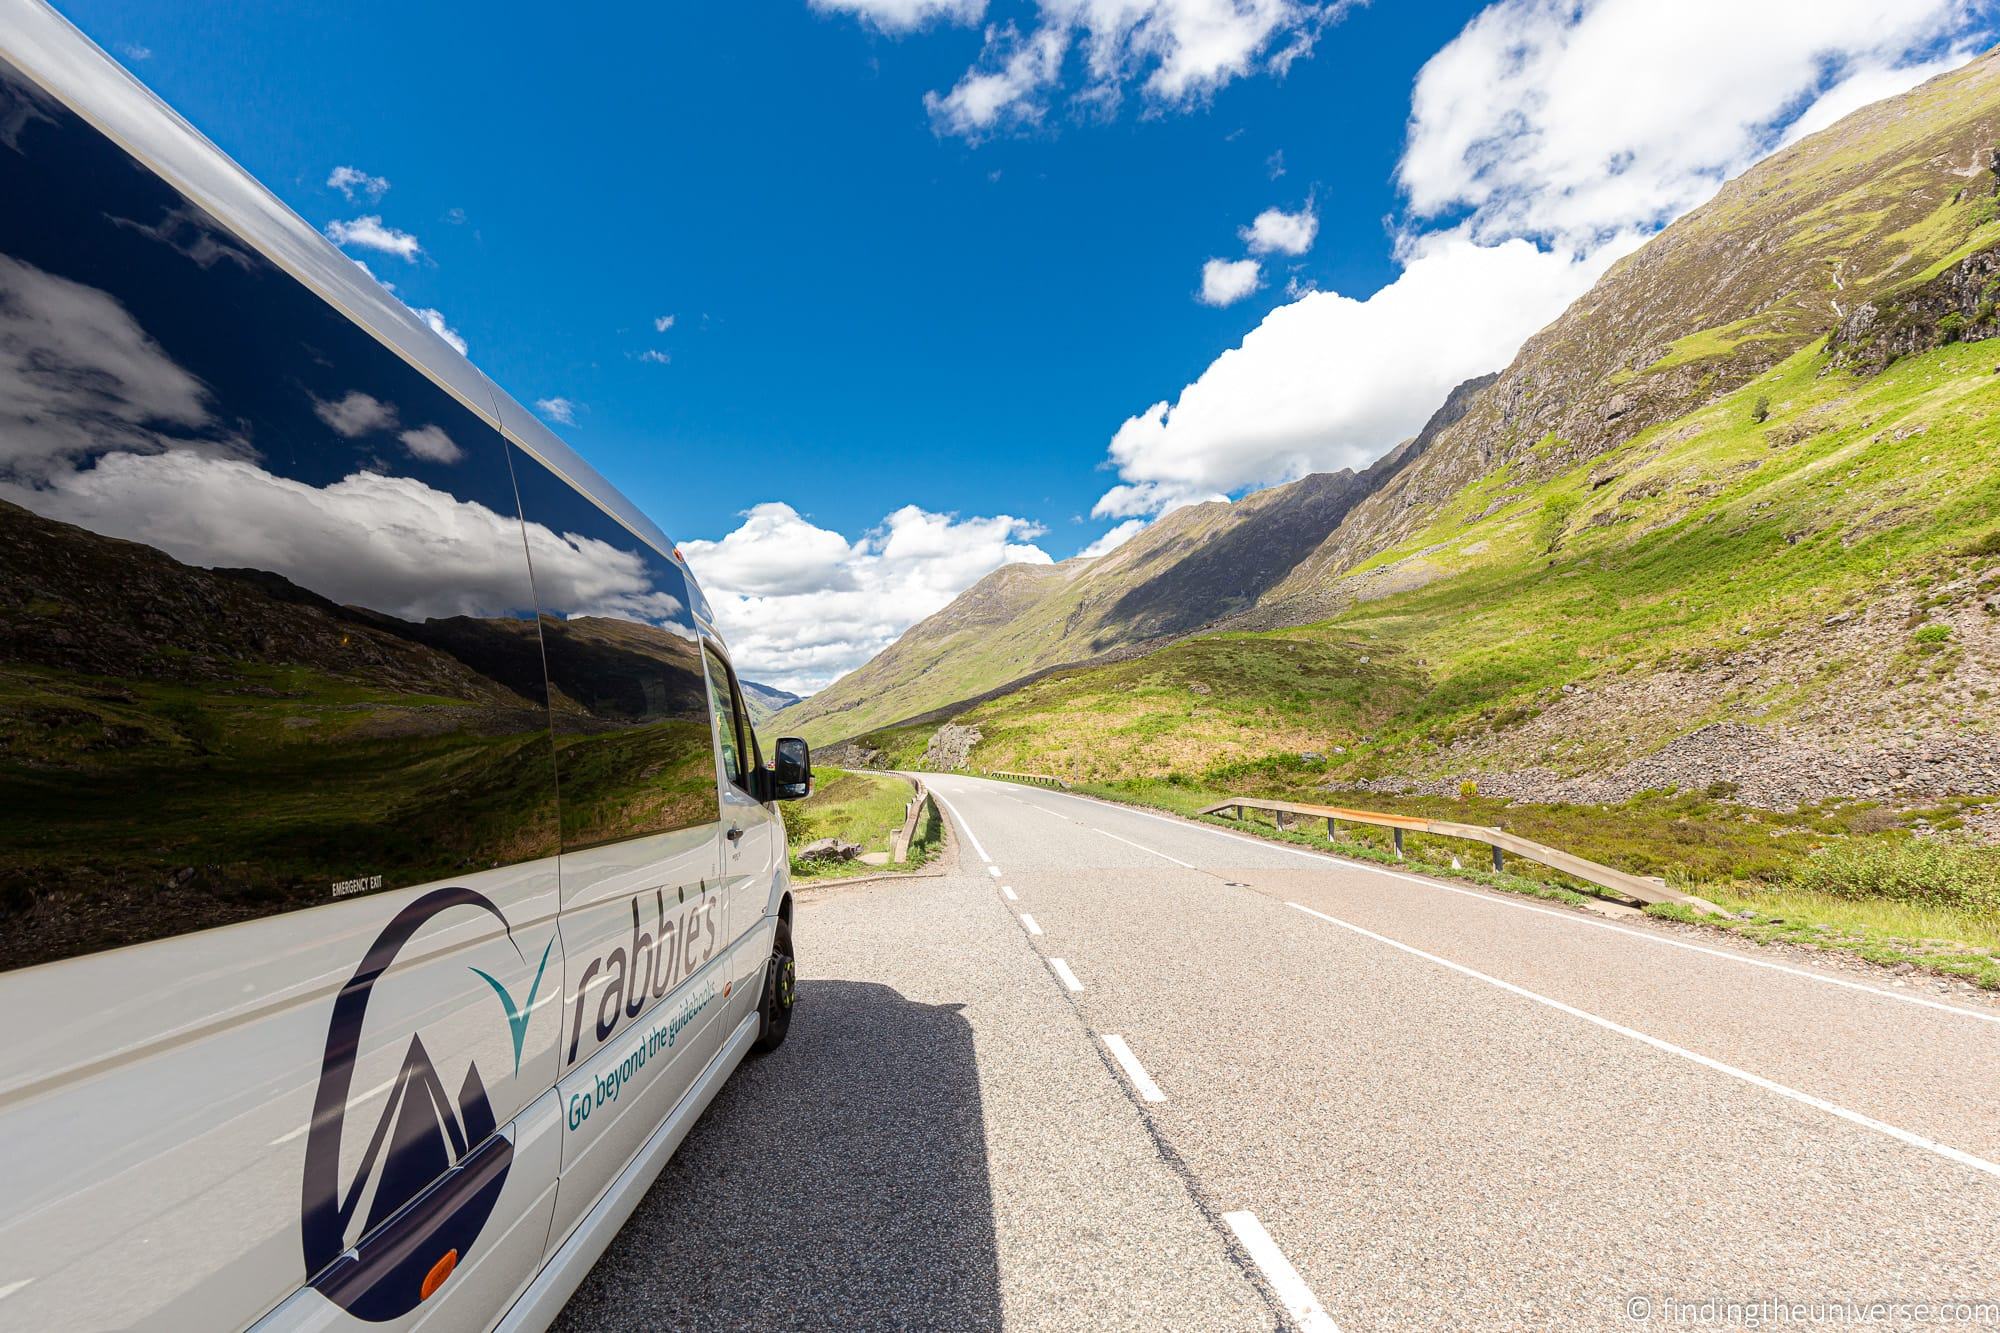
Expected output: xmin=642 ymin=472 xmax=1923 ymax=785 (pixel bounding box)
xmin=556 ymin=774 xmax=2000 ymax=1332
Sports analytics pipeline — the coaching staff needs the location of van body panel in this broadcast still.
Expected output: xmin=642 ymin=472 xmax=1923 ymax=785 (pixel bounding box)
xmin=252 ymin=1089 xmax=563 ymax=1333
xmin=496 ymin=1013 xmax=761 ymax=1333
xmin=545 ymin=922 xmax=733 ymax=1252
xmin=0 ymin=864 xmax=562 ymax=1330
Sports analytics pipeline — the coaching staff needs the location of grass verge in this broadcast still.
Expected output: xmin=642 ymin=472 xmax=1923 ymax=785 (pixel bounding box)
xmin=785 ymin=767 xmax=941 ymax=882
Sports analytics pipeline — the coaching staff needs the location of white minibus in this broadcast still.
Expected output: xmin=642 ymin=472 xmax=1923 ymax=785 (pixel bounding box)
xmin=0 ymin=3 xmax=808 ymax=1327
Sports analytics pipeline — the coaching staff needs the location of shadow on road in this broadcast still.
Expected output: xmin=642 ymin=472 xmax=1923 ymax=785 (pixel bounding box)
xmin=552 ymin=979 xmax=1000 ymax=1331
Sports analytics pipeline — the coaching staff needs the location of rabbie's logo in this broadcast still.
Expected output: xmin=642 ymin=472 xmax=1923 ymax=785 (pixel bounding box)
xmin=302 ymin=887 xmax=550 ymax=1322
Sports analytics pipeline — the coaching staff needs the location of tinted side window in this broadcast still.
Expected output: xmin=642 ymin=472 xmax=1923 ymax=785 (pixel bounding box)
xmin=0 ymin=58 xmax=558 ymax=969
xmin=506 ymin=448 xmax=720 ymax=848
xmin=703 ymin=645 xmax=749 ymax=789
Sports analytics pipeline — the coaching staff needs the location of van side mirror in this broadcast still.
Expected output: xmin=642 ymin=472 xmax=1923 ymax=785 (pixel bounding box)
xmin=772 ymin=737 xmax=811 ymax=801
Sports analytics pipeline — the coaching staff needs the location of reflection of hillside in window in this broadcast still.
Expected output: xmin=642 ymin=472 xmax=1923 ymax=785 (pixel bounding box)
xmin=0 ymin=61 xmax=577 ymax=968
xmin=507 ymin=446 xmax=719 ymax=849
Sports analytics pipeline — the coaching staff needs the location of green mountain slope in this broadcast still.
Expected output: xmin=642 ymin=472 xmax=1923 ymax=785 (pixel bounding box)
xmin=780 ymin=374 xmax=1494 ymax=745
xmin=1256 ymin=49 xmax=2000 ymax=623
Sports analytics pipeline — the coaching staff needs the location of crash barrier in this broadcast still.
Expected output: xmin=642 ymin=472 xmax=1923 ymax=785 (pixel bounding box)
xmin=1199 ymin=796 xmax=1723 ymax=915
xmin=986 ymin=770 xmax=1073 ymax=790
xmin=891 ymin=780 xmax=938 ymax=862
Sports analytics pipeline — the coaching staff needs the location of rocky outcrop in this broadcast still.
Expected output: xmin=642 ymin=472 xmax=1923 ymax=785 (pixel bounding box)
xmin=1354 ymin=723 xmax=2000 ymax=812
xmin=817 ymin=740 xmax=887 ymax=769
xmin=920 ymin=723 xmax=982 ymax=771
xmin=1826 ymin=243 xmax=2000 ymax=374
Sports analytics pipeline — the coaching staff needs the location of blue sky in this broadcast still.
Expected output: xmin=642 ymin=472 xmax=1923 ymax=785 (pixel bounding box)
xmin=56 ymin=0 xmax=1993 ymax=690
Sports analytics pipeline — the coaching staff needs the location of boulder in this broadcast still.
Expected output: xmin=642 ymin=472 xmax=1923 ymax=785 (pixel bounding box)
xmin=798 ymin=838 xmax=862 ymax=863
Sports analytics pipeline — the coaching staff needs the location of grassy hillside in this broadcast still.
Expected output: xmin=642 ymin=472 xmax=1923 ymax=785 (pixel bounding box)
xmin=1260 ymin=49 xmax=2000 ymax=618
xmin=861 ymin=331 xmax=1999 ymax=790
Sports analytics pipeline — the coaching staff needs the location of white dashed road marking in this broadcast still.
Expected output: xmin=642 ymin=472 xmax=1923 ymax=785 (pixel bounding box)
xmin=1020 ymin=913 xmax=1043 ymax=936
xmin=1102 ymin=1034 xmax=1165 ymax=1103
xmin=1001 ymin=885 xmax=1018 ymax=901
xmin=1222 ymin=1211 xmax=1340 ymax=1333
xmin=1048 ymin=958 xmax=1084 ymax=992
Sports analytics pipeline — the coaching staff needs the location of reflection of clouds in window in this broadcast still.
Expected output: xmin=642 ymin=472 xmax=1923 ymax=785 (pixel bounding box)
xmin=108 ymin=205 xmax=255 ymax=271
xmin=397 ymin=424 xmax=463 ymax=464
xmin=314 ymin=389 xmax=462 ymax=465
xmin=312 ymin=389 xmax=397 ymax=437
xmin=0 ymin=68 xmax=58 ymax=152
xmin=7 ymin=448 xmax=681 ymax=625
xmin=0 ymin=255 xmax=212 ymax=478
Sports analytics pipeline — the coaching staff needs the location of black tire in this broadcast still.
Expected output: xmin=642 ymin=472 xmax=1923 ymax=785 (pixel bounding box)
xmin=751 ymin=914 xmax=795 ymax=1055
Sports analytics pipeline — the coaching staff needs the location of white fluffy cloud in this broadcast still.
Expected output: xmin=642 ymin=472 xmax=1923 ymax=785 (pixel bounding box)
xmin=1399 ymin=0 xmax=1973 ymax=248
xmin=824 ymin=0 xmax=1341 ymax=138
xmin=811 ymin=0 xmax=986 ymax=30
xmin=1096 ymin=0 xmax=1984 ymax=516
xmin=653 ymin=314 xmax=676 ymax=333
xmin=324 ymin=215 xmax=422 ymax=261
xmin=412 ymin=306 xmax=467 ymax=355
xmin=1099 ymin=229 xmax=1625 ymax=515
xmin=1241 ymin=203 xmax=1316 ymax=255
xmin=535 ymin=396 xmax=579 ymax=426
xmin=1198 ymin=256 xmax=1261 ymax=306
xmin=327 ymin=165 xmax=390 ymax=203
xmin=680 ymin=501 xmax=1053 ymax=693
xmin=1077 ymin=517 xmax=1147 ymax=558
xmin=925 ymin=23 xmax=1070 ymax=135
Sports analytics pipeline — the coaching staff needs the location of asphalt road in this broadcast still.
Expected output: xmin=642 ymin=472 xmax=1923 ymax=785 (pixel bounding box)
xmin=554 ymin=774 xmax=2000 ymax=1332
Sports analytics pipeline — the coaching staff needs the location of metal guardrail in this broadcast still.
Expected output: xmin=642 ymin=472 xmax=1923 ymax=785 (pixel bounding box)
xmin=890 ymin=780 xmax=936 ymax=863
xmin=986 ymin=769 xmax=1072 ymax=790
xmin=1199 ymin=796 xmax=1724 ymax=915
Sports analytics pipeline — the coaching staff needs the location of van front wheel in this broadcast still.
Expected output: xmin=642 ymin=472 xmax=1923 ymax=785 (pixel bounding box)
xmin=752 ymin=915 xmax=795 ymax=1054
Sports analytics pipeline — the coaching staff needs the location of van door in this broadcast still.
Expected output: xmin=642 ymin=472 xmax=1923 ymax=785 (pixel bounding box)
xmin=0 ymin=44 xmax=562 ymax=1329
xmin=501 ymin=432 xmax=735 ymax=1250
xmin=699 ymin=639 xmax=784 ymax=1034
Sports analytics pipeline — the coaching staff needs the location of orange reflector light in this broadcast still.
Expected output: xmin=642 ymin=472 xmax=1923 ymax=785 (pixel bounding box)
xmin=420 ymin=1249 xmax=459 ymax=1302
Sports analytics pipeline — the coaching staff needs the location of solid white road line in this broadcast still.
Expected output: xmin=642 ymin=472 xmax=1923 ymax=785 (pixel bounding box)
xmin=1285 ymin=900 xmax=2000 ymax=1183
xmin=1001 ymin=885 xmax=1018 ymax=901
xmin=1222 ymin=1211 xmax=1340 ymax=1333
xmin=1090 ymin=825 xmax=1197 ymax=868
xmin=987 ymin=780 xmax=2000 ymax=1028
xmin=1020 ymin=913 xmax=1043 ymax=936
xmin=929 ymin=789 xmax=992 ymax=864
xmin=1103 ymin=1033 xmax=1166 ymax=1103
xmin=1048 ymin=957 xmax=1084 ymax=992
xmin=999 ymin=786 xmax=1202 ymax=868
